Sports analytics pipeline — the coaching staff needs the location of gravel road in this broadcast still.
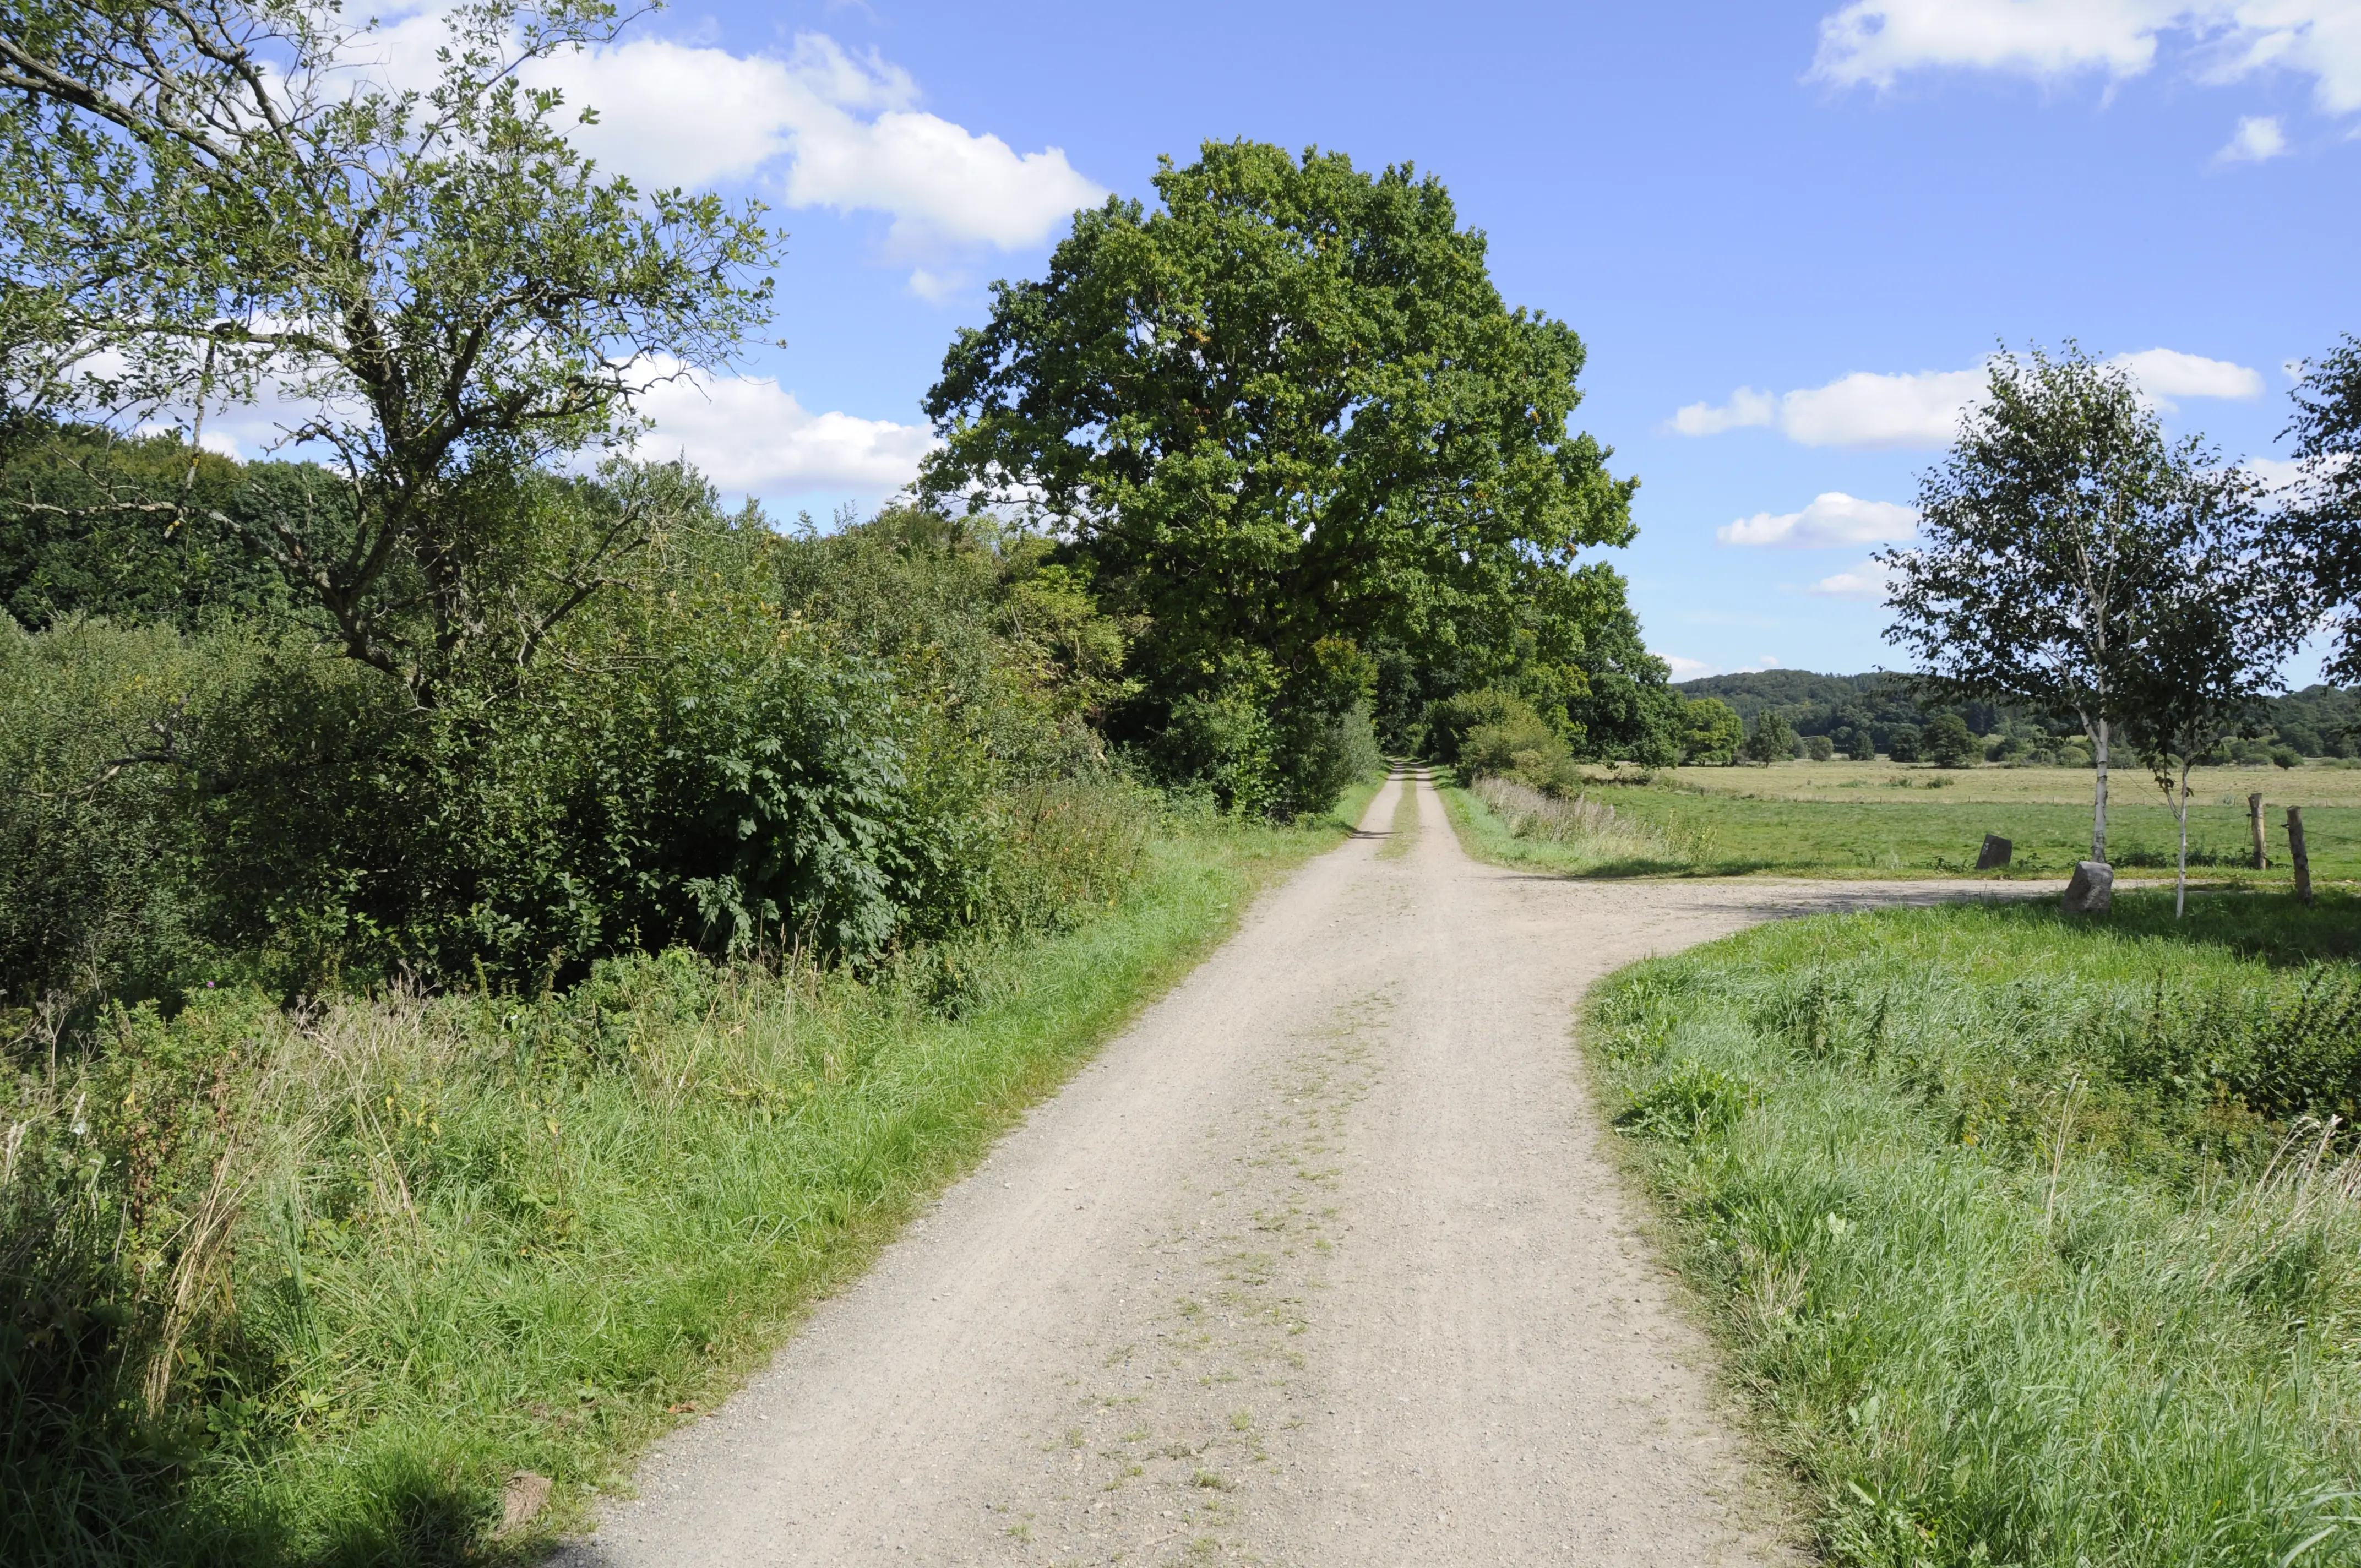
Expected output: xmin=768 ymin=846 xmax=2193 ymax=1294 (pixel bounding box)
xmin=554 ymin=769 xmax=2048 ymax=1567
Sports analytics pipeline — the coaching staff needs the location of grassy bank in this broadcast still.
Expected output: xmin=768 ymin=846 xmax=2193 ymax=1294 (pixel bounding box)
xmin=3 ymin=798 xmax=1367 ymax=1566
xmin=1443 ymin=767 xmax=2360 ymax=882
xmin=1585 ymin=890 xmax=2361 ymax=1566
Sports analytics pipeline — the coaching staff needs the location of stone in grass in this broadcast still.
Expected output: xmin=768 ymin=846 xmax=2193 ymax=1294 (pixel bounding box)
xmin=1975 ymin=834 xmax=2013 ymax=871
xmin=2061 ymin=861 xmax=2113 ymax=914
xmin=499 ymin=1471 xmax=553 ymax=1536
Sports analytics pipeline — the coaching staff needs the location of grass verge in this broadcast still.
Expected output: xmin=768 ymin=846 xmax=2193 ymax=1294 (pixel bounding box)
xmin=1585 ymin=888 xmax=2361 ymax=1565
xmin=3 ymin=798 xmax=1367 ymax=1566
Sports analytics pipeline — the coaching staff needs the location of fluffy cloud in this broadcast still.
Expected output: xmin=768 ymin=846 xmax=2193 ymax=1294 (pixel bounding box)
xmin=1807 ymin=560 xmax=1899 ymax=602
xmin=1658 ymin=653 xmax=1714 ymax=679
xmin=2111 ymin=346 xmax=2266 ymax=402
xmin=1671 ymin=350 xmax=2262 ymax=449
xmin=1718 ymin=492 xmax=1922 ymax=547
xmin=2216 ymin=112 xmax=2291 ymax=159
xmin=361 ymin=18 xmax=1102 ymax=276
xmin=627 ymin=366 xmax=937 ymax=498
xmin=1811 ymin=2 xmax=2361 ymax=117
xmin=545 ymin=32 xmax=1103 ymax=253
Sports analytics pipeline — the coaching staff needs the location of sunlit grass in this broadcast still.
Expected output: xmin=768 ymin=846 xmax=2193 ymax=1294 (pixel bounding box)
xmin=2 ymin=803 xmax=1364 ymax=1566
xmin=1587 ymin=889 xmax=2361 ymax=1566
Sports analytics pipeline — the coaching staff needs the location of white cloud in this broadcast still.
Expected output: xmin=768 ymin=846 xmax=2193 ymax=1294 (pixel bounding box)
xmin=628 ymin=365 xmax=937 ymax=498
xmin=2112 ymin=345 xmax=2266 ymax=401
xmin=1808 ymin=560 xmax=1898 ymax=602
xmin=1812 ymin=2 xmax=2361 ymax=117
xmin=530 ymin=32 xmax=1103 ymax=255
xmin=1718 ymin=492 xmax=1922 ymax=547
xmin=1669 ymin=387 xmax=1777 ymax=436
xmin=1672 ymin=349 xmax=2263 ymax=449
xmin=2216 ymin=112 xmax=2291 ymax=159
xmin=357 ymin=18 xmax=1102 ymax=282
xmin=1659 ymin=654 xmax=1714 ymax=679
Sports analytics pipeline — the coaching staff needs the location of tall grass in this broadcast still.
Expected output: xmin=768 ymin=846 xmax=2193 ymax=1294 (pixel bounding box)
xmin=1458 ymin=774 xmax=1711 ymax=872
xmin=1587 ymin=890 xmax=2361 ymax=1566
xmin=0 ymin=791 xmax=1352 ymax=1566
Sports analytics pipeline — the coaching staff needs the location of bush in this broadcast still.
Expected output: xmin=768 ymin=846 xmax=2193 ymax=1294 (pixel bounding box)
xmin=1840 ymin=727 xmax=1876 ymax=761
xmin=1804 ymin=734 xmax=1836 ymax=761
xmin=0 ymin=616 xmax=232 ymax=1017
xmin=1423 ymin=688 xmax=1525 ymax=765
xmin=1886 ymin=723 xmax=1923 ymax=763
xmin=1455 ymin=693 xmax=1580 ymax=791
xmin=2273 ymin=745 xmax=2301 ymax=769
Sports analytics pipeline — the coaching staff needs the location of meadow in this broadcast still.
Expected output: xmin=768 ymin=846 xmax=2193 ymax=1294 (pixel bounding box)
xmin=1444 ymin=761 xmax=2361 ymax=884
xmin=1585 ymin=891 xmax=2361 ymax=1566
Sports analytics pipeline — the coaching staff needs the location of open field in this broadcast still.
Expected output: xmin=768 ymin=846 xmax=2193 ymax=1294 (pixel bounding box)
xmin=2 ymin=796 xmax=1375 ymax=1567
xmin=1586 ymin=889 xmax=2361 ymax=1566
xmin=1444 ymin=763 xmax=2361 ymax=883
xmin=1668 ymin=758 xmax=2361 ymax=808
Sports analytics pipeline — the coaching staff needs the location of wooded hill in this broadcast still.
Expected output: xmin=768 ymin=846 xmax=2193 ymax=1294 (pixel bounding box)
xmin=1675 ymin=671 xmax=2361 ymax=758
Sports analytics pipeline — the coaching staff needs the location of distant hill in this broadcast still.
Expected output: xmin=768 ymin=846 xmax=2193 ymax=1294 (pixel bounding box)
xmin=1672 ymin=671 xmax=2361 ymax=757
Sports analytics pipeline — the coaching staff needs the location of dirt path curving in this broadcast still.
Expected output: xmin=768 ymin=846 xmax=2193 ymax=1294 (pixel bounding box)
xmin=555 ymin=770 xmax=2054 ymax=1567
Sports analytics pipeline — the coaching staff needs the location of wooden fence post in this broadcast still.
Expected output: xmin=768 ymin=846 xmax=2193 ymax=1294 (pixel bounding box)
xmin=2249 ymin=793 xmax=2268 ymax=869
xmin=2287 ymin=807 xmax=2313 ymax=906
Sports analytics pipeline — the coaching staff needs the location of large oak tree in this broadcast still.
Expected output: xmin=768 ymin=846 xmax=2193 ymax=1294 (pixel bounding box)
xmin=920 ymin=140 xmax=1637 ymax=807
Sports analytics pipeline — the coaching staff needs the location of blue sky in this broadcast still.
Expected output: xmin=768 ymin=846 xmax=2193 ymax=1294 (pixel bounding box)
xmin=249 ymin=1 xmax=2361 ymax=681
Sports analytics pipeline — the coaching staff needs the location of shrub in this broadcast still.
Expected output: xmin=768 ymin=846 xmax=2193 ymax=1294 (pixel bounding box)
xmin=0 ymin=616 xmax=233 ymax=1017
xmin=2273 ymin=745 xmax=2301 ymax=769
xmin=1423 ymin=688 xmax=1526 ymax=765
xmin=1461 ymin=699 xmax=1579 ymax=791
xmin=1886 ymin=723 xmax=1924 ymax=763
xmin=1840 ymin=727 xmax=1876 ymax=761
xmin=1804 ymin=734 xmax=1836 ymax=761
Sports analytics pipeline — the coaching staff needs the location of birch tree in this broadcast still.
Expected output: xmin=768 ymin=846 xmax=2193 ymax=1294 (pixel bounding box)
xmin=1881 ymin=346 xmax=2174 ymax=862
xmin=2120 ymin=458 xmax=2299 ymax=916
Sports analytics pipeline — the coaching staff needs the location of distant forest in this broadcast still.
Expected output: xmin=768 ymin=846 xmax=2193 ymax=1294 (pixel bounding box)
xmin=1676 ymin=671 xmax=2361 ymax=759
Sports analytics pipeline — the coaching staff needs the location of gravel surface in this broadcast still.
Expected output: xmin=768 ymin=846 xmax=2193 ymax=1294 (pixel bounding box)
xmin=553 ymin=770 xmax=2054 ymax=1566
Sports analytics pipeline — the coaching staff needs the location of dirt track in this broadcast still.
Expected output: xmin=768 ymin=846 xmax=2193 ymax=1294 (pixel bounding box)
xmin=554 ymin=770 xmax=2049 ymax=1566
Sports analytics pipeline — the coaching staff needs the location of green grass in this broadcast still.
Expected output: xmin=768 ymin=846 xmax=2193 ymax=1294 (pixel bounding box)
xmin=1444 ymin=772 xmax=2361 ymax=883
xmin=1379 ymin=769 xmax=1419 ymax=858
xmin=3 ymin=799 xmax=1368 ymax=1566
xmin=1586 ymin=889 xmax=2361 ymax=1566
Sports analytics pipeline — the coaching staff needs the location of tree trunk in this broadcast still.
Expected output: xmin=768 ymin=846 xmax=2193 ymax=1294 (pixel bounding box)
xmin=2175 ymin=764 xmax=2191 ymax=919
xmin=2087 ymin=715 xmax=2111 ymax=862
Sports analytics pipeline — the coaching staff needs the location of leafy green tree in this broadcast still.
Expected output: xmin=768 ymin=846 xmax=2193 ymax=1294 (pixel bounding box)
xmin=0 ymin=0 xmax=775 ymax=701
xmin=1838 ymin=726 xmax=1876 ymax=761
xmin=1883 ymin=346 xmax=2179 ymax=858
xmin=1680 ymin=697 xmax=1743 ymax=765
xmin=1923 ymin=712 xmax=1981 ymax=767
xmin=1886 ymin=723 xmax=1923 ymax=763
xmin=0 ymin=424 xmax=298 ymax=630
xmin=1741 ymin=710 xmax=1797 ymax=765
xmin=2276 ymin=335 xmax=2361 ymax=677
xmin=2121 ymin=460 xmax=2303 ymax=916
xmin=920 ymin=140 xmax=1635 ymax=812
